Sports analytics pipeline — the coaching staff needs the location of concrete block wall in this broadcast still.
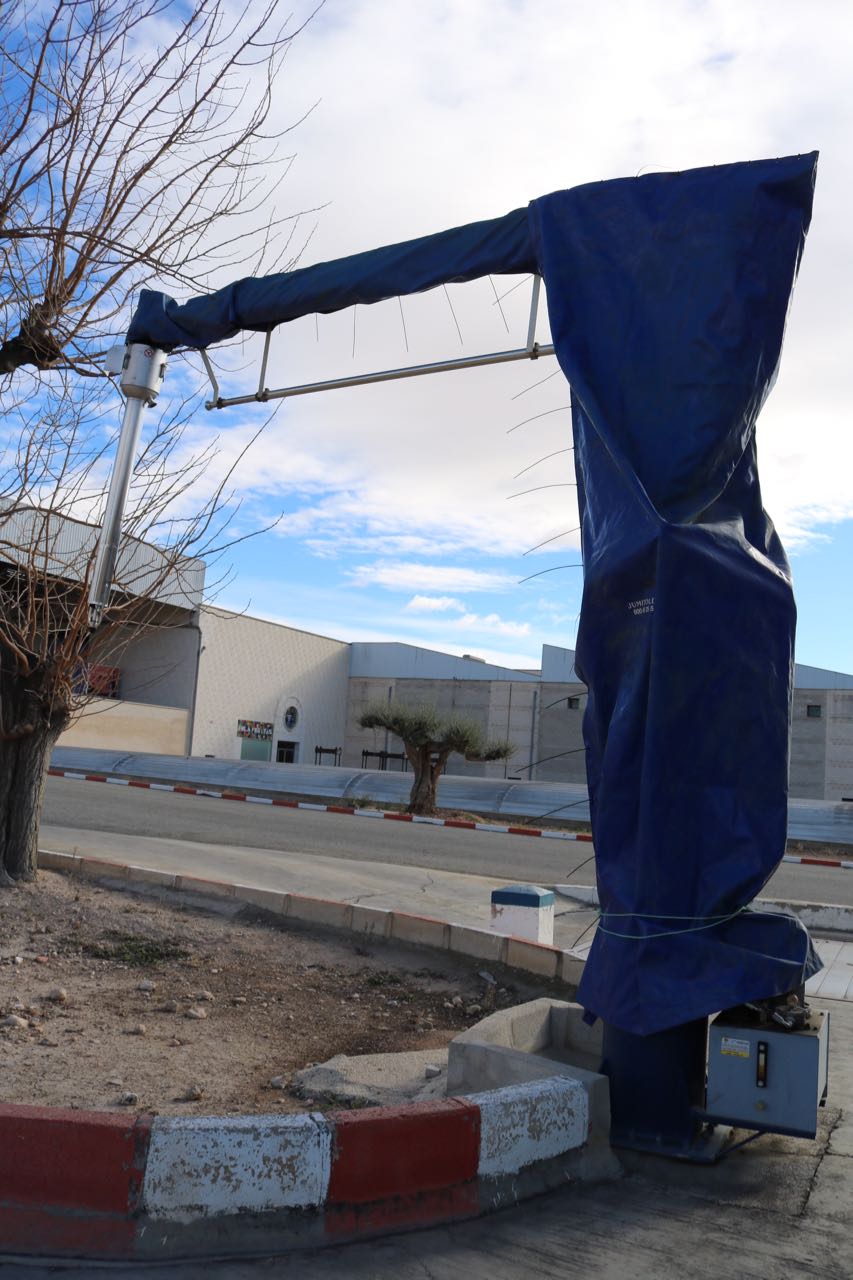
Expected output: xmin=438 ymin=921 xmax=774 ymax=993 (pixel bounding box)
xmin=192 ymin=608 xmax=350 ymax=763
xmin=534 ymin=683 xmax=588 ymax=783
xmin=790 ymin=690 xmax=829 ymax=800
xmin=826 ymin=691 xmax=853 ymax=801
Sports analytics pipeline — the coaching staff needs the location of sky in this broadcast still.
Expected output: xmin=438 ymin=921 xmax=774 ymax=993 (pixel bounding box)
xmin=154 ymin=0 xmax=853 ymax=674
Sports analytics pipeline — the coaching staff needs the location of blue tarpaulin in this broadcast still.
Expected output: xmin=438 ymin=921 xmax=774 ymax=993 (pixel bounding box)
xmin=129 ymin=154 xmax=820 ymax=1036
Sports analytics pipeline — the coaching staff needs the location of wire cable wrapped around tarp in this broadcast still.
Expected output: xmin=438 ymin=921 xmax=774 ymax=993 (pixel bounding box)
xmin=128 ymin=153 xmax=821 ymax=1036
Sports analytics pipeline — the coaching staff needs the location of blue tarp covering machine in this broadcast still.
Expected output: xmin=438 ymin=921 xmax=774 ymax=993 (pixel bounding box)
xmin=110 ymin=153 xmax=827 ymax=1159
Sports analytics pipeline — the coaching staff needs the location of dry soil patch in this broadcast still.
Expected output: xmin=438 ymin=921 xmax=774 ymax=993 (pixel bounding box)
xmin=0 ymin=871 xmax=528 ymax=1116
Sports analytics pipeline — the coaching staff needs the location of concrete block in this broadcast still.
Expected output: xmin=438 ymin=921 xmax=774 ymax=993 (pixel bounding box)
xmin=550 ymin=1004 xmax=603 ymax=1060
xmin=79 ymin=857 xmax=129 ymax=881
xmin=389 ymin=913 xmax=450 ymax=951
xmin=125 ymin=865 xmax=175 ymax=889
xmin=173 ymin=875 xmax=235 ymax=899
xmin=558 ymin=951 xmax=585 ymax=986
xmin=350 ymin=905 xmax=393 ymax=938
xmin=504 ymin=937 xmax=560 ymax=979
xmin=448 ymin=925 xmax=506 ymax=964
xmin=471 ymin=1077 xmax=588 ymax=1176
xmin=287 ymin=896 xmax=353 ymax=930
xmin=232 ymin=885 xmax=289 ymax=914
xmin=142 ymin=1114 xmax=332 ymax=1216
xmin=491 ymin=885 xmax=554 ymax=944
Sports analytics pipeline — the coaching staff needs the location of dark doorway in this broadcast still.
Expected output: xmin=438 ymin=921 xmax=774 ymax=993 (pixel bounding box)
xmin=276 ymin=740 xmax=298 ymax=764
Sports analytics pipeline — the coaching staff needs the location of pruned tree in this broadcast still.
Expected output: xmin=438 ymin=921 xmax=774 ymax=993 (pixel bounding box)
xmin=0 ymin=0 xmax=315 ymax=885
xmin=359 ymin=701 xmax=514 ymax=817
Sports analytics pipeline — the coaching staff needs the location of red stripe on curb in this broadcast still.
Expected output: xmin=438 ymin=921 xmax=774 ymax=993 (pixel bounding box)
xmin=84 ymin=774 xmax=107 ymax=782
xmin=444 ymin=820 xmax=476 ymax=830
xmin=48 ymin=768 xmax=62 ymax=776
xmin=328 ymin=805 xmax=356 ymax=815
xmin=576 ymin=833 xmax=594 ymax=842
xmin=327 ymin=1100 xmax=480 ymax=1206
xmin=221 ymin=792 xmax=247 ymax=801
xmin=326 ymin=1183 xmax=480 ymax=1239
xmin=383 ymin=812 xmax=413 ymax=822
xmin=272 ymin=798 xmax=298 ymax=807
xmin=799 ymin=856 xmax=843 ymax=867
xmin=0 ymin=1105 xmax=150 ymax=1214
xmin=128 ymin=780 xmax=151 ymax=789
xmin=508 ymin=826 xmax=541 ymax=837
xmin=173 ymin=785 xmax=197 ymax=795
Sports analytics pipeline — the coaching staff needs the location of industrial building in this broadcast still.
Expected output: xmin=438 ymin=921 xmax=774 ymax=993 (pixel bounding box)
xmin=58 ymin=596 xmax=853 ymax=802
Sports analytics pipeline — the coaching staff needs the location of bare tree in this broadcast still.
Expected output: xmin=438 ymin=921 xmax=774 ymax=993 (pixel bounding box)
xmin=359 ymin=702 xmax=514 ymax=817
xmin=0 ymin=0 xmax=315 ymax=884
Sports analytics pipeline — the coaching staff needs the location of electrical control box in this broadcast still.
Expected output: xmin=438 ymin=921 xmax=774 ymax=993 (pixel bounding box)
xmin=704 ymin=1010 xmax=829 ymax=1139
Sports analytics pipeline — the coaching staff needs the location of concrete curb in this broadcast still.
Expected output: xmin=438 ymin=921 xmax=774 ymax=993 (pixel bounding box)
xmin=0 ymin=851 xmax=602 ymax=1258
xmin=554 ymin=884 xmax=853 ymax=935
xmin=38 ymin=849 xmax=587 ymax=985
xmin=46 ymin=767 xmax=594 ymax=844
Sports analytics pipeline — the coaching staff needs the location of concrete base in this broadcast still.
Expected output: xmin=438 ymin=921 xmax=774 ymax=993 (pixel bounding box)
xmin=292 ymin=1049 xmax=449 ymax=1108
xmin=447 ymin=998 xmax=619 ymax=1178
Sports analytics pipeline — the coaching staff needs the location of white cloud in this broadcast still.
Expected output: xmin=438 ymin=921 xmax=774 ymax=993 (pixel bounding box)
xmin=456 ymin=612 xmax=531 ymax=638
xmin=349 ymin=561 xmax=515 ymax=593
xmin=405 ymin=594 xmax=465 ymax=613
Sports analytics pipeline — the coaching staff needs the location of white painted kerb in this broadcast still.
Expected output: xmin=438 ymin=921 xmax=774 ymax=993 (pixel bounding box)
xmin=470 ymin=1076 xmax=588 ymax=1177
xmin=142 ymin=1113 xmax=332 ymax=1218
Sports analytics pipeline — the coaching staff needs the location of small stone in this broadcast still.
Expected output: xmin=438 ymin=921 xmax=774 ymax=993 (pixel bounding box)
xmin=185 ymin=1006 xmax=208 ymax=1020
xmin=465 ymin=1004 xmax=482 ymax=1016
xmin=118 ymin=1092 xmax=138 ymax=1106
xmin=125 ymin=1023 xmax=146 ymax=1036
xmin=269 ymin=1075 xmax=286 ymax=1090
xmin=159 ymin=999 xmax=180 ymax=1014
xmin=46 ymin=987 xmax=68 ymax=1003
xmin=451 ymin=996 xmax=463 ymax=1008
xmin=3 ymin=1014 xmax=28 ymax=1029
xmin=107 ymin=1077 xmax=122 ymax=1086
xmin=137 ymin=980 xmax=157 ymax=993
xmin=424 ymin=1064 xmax=442 ymax=1079
xmin=13 ymin=956 xmax=23 ymax=965
xmin=179 ymin=1084 xmax=205 ymax=1102
xmin=195 ymin=990 xmax=215 ymax=1002
xmin=35 ymin=956 xmax=49 ymax=965
xmin=232 ymin=996 xmax=247 ymax=1005
xmin=478 ymin=970 xmax=497 ymax=985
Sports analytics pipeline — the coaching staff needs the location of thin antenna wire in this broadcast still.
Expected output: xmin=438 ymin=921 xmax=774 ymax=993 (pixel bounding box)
xmin=519 ymin=563 xmax=583 ymax=584
xmin=489 ymin=276 xmax=510 ymax=333
xmin=352 ymin=305 xmax=357 ymax=358
xmin=492 ymin=275 xmax=532 ymax=305
xmin=397 ymin=296 xmax=409 ymax=352
xmin=513 ymin=447 xmax=573 ymax=480
xmin=523 ymin=526 xmax=581 ymax=556
xmin=512 ymin=369 xmax=560 ymax=400
xmin=507 ymin=405 xmax=570 ymax=434
xmin=507 ymin=483 xmax=578 ymax=500
xmin=315 ymin=314 xmax=319 ymax=343
xmin=443 ymin=285 xmax=463 ymax=346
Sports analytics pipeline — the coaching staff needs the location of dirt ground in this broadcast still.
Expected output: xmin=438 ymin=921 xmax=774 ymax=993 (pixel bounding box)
xmin=0 ymin=871 xmax=530 ymax=1116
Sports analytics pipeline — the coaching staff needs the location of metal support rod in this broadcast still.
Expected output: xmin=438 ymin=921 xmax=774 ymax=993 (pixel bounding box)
xmin=257 ymin=331 xmax=272 ymax=401
xmin=527 ymin=275 xmax=542 ymax=350
xmin=88 ymin=343 xmax=167 ymax=629
xmin=203 ymin=342 xmax=556 ymax=410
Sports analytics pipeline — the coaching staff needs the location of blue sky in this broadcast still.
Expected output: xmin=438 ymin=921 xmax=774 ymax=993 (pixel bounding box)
xmin=148 ymin=0 xmax=852 ymax=675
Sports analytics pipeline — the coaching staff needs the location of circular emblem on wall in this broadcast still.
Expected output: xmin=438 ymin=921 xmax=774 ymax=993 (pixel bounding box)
xmin=284 ymin=705 xmax=299 ymax=731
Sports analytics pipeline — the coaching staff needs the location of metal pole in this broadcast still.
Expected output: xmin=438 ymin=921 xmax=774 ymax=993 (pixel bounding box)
xmin=88 ymin=344 xmax=168 ymax=628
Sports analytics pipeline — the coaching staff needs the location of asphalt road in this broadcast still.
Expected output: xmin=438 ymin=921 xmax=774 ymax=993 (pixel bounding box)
xmin=42 ymin=776 xmax=853 ymax=906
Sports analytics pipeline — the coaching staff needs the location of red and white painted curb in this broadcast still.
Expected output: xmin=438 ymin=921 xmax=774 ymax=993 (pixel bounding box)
xmin=0 ymin=1078 xmax=590 ymax=1260
xmin=47 ymin=768 xmax=594 ymax=843
xmin=782 ymin=853 xmax=853 ymax=871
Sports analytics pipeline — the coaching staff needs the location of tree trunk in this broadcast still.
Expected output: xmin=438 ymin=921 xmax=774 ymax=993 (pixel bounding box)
xmin=407 ymin=759 xmax=438 ymax=816
xmin=0 ymin=723 xmax=62 ymax=885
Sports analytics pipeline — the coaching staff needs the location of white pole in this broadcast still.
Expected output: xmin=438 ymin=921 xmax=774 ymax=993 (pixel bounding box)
xmin=88 ymin=344 xmax=167 ymax=628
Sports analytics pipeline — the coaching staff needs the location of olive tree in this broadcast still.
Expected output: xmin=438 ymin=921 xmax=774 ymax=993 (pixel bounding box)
xmin=359 ymin=701 xmax=514 ymax=817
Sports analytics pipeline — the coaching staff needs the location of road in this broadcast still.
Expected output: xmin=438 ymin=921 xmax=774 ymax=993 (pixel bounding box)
xmin=42 ymin=776 xmax=853 ymax=906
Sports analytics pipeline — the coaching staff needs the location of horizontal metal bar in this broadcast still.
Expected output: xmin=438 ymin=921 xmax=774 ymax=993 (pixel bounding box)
xmin=204 ymin=342 xmax=556 ymax=410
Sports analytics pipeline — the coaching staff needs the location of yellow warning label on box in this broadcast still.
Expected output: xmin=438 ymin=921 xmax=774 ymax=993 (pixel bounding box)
xmin=721 ymin=1036 xmax=751 ymax=1059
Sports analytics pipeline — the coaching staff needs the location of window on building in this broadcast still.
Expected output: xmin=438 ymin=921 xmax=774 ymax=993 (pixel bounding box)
xmin=284 ymin=705 xmax=299 ymax=731
xmin=806 ymin=704 xmax=822 ymax=719
xmin=567 ymin=696 xmax=581 ymax=710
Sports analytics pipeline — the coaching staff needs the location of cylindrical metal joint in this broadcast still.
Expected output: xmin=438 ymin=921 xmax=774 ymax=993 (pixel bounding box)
xmin=120 ymin=344 xmax=168 ymax=403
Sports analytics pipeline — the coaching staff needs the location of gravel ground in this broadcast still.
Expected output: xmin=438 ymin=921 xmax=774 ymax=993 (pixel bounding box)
xmin=0 ymin=871 xmax=530 ymax=1116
